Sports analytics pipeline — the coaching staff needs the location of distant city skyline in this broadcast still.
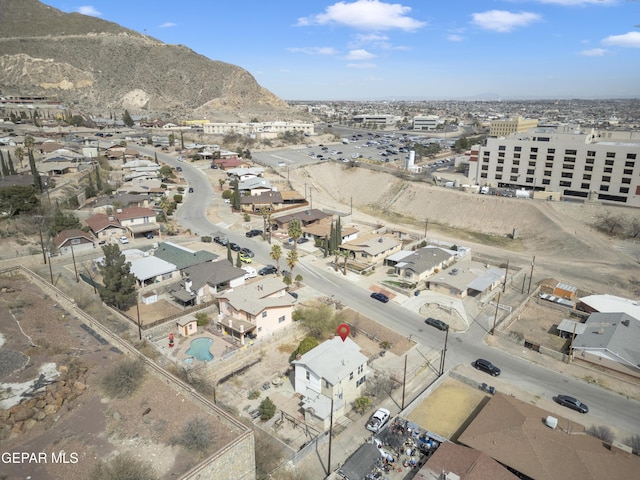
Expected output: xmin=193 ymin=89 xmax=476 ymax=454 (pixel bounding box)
xmin=42 ymin=0 xmax=640 ymax=100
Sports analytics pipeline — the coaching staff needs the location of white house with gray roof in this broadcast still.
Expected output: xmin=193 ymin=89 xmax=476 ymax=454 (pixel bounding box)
xmin=427 ymin=259 xmax=506 ymax=300
xmin=292 ymin=336 xmax=369 ymax=429
xmin=572 ymin=312 xmax=640 ymax=380
xmin=339 ymin=234 xmax=402 ymax=266
xmin=394 ymin=247 xmax=456 ymax=282
xmin=170 ymin=260 xmax=246 ymax=306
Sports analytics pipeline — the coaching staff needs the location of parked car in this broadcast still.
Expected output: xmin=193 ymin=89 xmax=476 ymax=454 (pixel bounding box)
xmin=554 ymin=395 xmax=589 ymax=413
xmin=229 ymin=242 xmax=241 ymax=252
xmin=145 ymin=232 xmax=154 ymax=239
xmin=366 ymin=408 xmax=391 ymax=433
xmin=119 ymin=236 xmax=129 ymax=244
xmin=297 ymin=237 xmax=309 ymax=244
xmin=242 ymin=266 xmax=257 ymax=279
xmin=370 ymin=292 xmax=389 ymax=303
xmin=213 ymin=236 xmax=228 ymax=246
xmin=245 ymin=229 xmax=263 ymax=238
xmin=258 ymin=265 xmax=278 ymax=276
xmin=240 ymin=247 xmax=254 ymax=258
xmin=288 ymin=291 xmax=299 ymax=300
xmin=474 ymin=358 xmax=501 ymax=376
xmin=188 ymin=187 xmax=194 ymax=193
xmin=239 ymin=253 xmax=252 ymax=264
xmin=176 ymin=166 xmax=182 ymax=172
xmin=424 ymin=317 xmax=448 ymax=331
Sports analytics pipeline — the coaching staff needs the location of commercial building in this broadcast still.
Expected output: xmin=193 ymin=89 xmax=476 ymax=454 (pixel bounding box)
xmin=352 ymin=114 xmax=399 ymax=128
xmin=412 ymin=115 xmax=441 ymax=131
xmin=468 ymin=126 xmax=640 ymax=207
xmin=203 ymin=121 xmax=314 ymax=138
xmin=489 ymin=117 xmax=539 ymax=137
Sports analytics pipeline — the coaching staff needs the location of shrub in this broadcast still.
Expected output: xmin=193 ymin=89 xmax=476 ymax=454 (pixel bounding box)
xmin=194 ymin=312 xmax=209 ymax=327
xmin=586 ymin=425 xmax=614 ymax=444
xmin=259 ymin=397 xmax=277 ymax=420
xmin=201 ymin=236 xmax=212 ymax=243
xmin=101 ymin=358 xmax=146 ymax=399
xmin=626 ymin=434 xmax=640 ymax=456
xmin=92 ymin=453 xmax=157 ymax=480
xmin=248 ymin=390 xmax=261 ymax=400
xmin=289 ymin=337 xmax=319 ymax=362
xmin=221 ymin=190 xmax=232 ymax=199
xmin=171 ymin=418 xmax=212 ymax=453
xmin=173 ymin=194 xmax=183 ymax=203
xmin=354 ymin=396 xmax=372 ymax=414
xmin=243 ymin=213 xmax=251 ymax=222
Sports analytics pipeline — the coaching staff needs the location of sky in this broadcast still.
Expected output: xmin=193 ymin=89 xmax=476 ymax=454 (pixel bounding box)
xmin=41 ymin=0 xmax=640 ymax=101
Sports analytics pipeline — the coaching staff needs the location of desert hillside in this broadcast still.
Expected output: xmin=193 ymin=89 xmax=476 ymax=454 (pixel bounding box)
xmin=288 ymin=162 xmax=640 ymax=296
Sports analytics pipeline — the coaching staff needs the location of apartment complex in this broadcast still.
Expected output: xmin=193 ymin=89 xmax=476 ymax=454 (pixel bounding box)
xmin=203 ymin=121 xmax=314 ymax=137
xmin=489 ymin=117 xmax=539 ymax=137
xmin=468 ymin=126 xmax=640 ymax=207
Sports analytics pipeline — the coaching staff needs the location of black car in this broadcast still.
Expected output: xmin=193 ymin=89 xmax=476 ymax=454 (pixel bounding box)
xmin=424 ymin=317 xmax=448 ymax=331
xmin=213 ymin=236 xmax=228 ymax=246
xmin=245 ymin=229 xmax=263 ymax=238
xmin=297 ymin=237 xmax=309 ymax=244
xmin=258 ymin=265 xmax=278 ymax=276
xmin=145 ymin=232 xmax=154 ymax=240
xmin=474 ymin=358 xmax=501 ymax=376
xmin=188 ymin=187 xmax=194 ymax=193
xmin=240 ymin=247 xmax=254 ymax=258
xmin=554 ymin=395 xmax=589 ymax=413
xmin=229 ymin=242 xmax=241 ymax=252
xmin=370 ymin=292 xmax=389 ymax=303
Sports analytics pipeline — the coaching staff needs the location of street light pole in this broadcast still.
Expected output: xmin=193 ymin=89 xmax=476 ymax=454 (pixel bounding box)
xmin=439 ymin=326 xmax=450 ymax=375
xmin=135 ymin=297 xmax=142 ymax=340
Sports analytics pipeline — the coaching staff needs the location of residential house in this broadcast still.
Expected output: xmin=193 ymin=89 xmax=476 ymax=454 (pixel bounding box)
xmin=576 ymin=294 xmax=640 ymax=319
xmin=292 ymin=336 xmax=369 ymax=429
xmin=240 ymin=191 xmax=283 ymax=213
xmin=571 ymin=312 xmax=640 ymax=380
xmin=272 ymin=208 xmax=332 ymax=232
xmin=116 ymin=177 xmax=163 ymax=195
xmin=279 ymin=190 xmax=307 ymax=207
xmin=394 ymin=247 xmax=456 ymax=283
xmin=212 ymin=157 xmax=247 ymax=170
xmin=153 ymin=242 xmax=218 ymax=273
xmin=216 ymin=277 xmax=294 ymax=343
xmin=53 ymin=228 xmax=96 ymax=256
xmin=114 ymin=207 xmax=160 ymax=239
xmin=89 ymin=192 xmax=154 ymax=212
xmin=339 ymin=234 xmax=402 ymax=267
xmin=39 ymin=141 xmax=65 ymax=154
xmin=226 ymin=167 xmax=265 ymax=182
xmin=176 ymin=316 xmax=198 ymax=337
xmin=539 ymin=278 xmax=578 ymax=300
xmin=85 ymin=213 xmax=127 ymax=244
xmin=417 ymin=442 xmax=520 ymax=480
xmin=301 ymin=217 xmax=358 ymax=245
xmin=170 ymin=260 xmax=246 ymax=306
xmin=458 ymin=392 xmax=640 ymax=480
xmin=426 ymin=259 xmax=506 ymax=299
xmin=129 ymin=255 xmax=178 ymax=287
xmin=237 ymin=177 xmax=273 ymax=196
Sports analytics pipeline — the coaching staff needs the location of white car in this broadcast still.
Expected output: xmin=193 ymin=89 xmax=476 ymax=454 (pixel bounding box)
xmin=366 ymin=408 xmax=391 ymax=433
xmin=119 ymin=236 xmax=129 ymax=244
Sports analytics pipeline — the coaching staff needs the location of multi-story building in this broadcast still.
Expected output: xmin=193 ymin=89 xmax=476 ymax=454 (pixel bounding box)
xmin=489 ymin=117 xmax=539 ymax=137
xmin=468 ymin=126 xmax=640 ymax=207
xmin=412 ymin=115 xmax=440 ymax=131
xmin=352 ymin=114 xmax=399 ymax=128
xmin=203 ymin=121 xmax=314 ymax=137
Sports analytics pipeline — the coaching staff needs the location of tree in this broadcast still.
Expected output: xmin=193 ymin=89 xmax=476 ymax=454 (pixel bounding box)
xmin=159 ymin=165 xmax=174 ymax=179
xmin=295 ymin=304 xmax=343 ymax=339
xmin=286 ymin=248 xmax=299 ymax=281
xmin=227 ymin=243 xmax=233 ymax=264
xmin=28 ymin=148 xmax=43 ymax=193
xmin=97 ymin=244 xmax=137 ymax=310
xmin=259 ymin=397 xmax=276 ymax=421
xmin=258 ymin=206 xmax=272 ymax=243
xmin=586 ymin=425 xmax=615 ymax=444
xmin=171 ymin=418 xmax=213 ymax=454
xmin=168 ymin=133 xmax=175 ymax=147
xmin=289 ymin=337 xmax=319 ymax=362
xmin=0 ymin=185 xmax=39 ymax=216
xmin=92 ymin=453 xmax=157 ymax=480
xmin=287 ymin=219 xmax=302 ymax=249
xmin=14 ymin=146 xmax=24 ymax=168
xmin=218 ymin=178 xmax=226 ymax=191
xmin=270 ymin=244 xmax=282 ymax=272
xmin=50 ymin=207 xmax=81 ymax=236
xmin=95 ymin=163 xmax=103 ymax=190
xmin=101 ymin=357 xmax=146 ymax=399
xmin=24 ymin=134 xmax=35 ymax=152
xmin=122 ymin=110 xmax=134 ymax=127
xmin=626 ymin=434 xmax=640 ymax=456
xmin=236 ymin=251 xmax=242 ymax=268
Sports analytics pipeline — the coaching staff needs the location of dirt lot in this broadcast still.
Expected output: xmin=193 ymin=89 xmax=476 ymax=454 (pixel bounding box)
xmin=0 ymin=272 xmax=236 ymax=480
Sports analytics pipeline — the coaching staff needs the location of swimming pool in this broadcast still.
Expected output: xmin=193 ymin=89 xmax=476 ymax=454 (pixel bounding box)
xmin=185 ymin=337 xmax=214 ymax=362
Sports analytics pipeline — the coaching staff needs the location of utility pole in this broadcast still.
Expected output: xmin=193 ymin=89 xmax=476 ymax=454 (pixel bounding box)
xmin=439 ymin=326 xmax=450 ymax=375
xmin=527 ymin=256 xmax=535 ymax=294
xmin=327 ymin=395 xmax=334 ymax=476
xmin=47 ymin=252 xmax=53 ymax=284
xmin=424 ymin=218 xmax=429 ymax=240
xmin=491 ymin=292 xmax=501 ymax=335
xmin=38 ymin=223 xmax=47 ymax=264
xmin=70 ymin=244 xmax=79 ymax=283
xmin=401 ymin=355 xmax=408 ymax=410
xmin=135 ymin=297 xmax=142 ymax=340
xmin=502 ymin=259 xmax=509 ymax=293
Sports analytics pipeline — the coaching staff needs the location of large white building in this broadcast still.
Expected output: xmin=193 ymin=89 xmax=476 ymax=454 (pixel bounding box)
xmin=412 ymin=115 xmax=441 ymax=131
xmin=468 ymin=126 xmax=640 ymax=207
xmin=352 ymin=114 xmax=399 ymax=128
xmin=203 ymin=121 xmax=314 ymax=138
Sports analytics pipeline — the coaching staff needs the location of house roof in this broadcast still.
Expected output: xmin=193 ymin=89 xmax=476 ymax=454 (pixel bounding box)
xmin=85 ymin=213 xmax=123 ymax=234
xmin=92 ymin=192 xmax=152 ymax=209
xmin=153 ymin=242 xmax=217 ymax=270
xmin=395 ymin=247 xmax=453 ymax=274
xmin=416 ymin=442 xmax=519 ymax=480
xmin=129 ymin=256 xmax=177 ymax=282
xmin=556 ymin=319 xmax=588 ymax=335
xmin=457 ymin=393 xmax=640 ymax=480
xmin=226 ymin=167 xmax=264 ymax=176
xmin=114 ymin=206 xmax=156 ymax=221
xmin=240 ymin=190 xmax=283 ymax=205
xmin=467 ymin=267 xmax=505 ymax=292
xmin=237 ymin=177 xmax=272 ymax=191
xmin=273 ymin=208 xmax=331 ymax=226
xmin=292 ymin=336 xmax=368 ymax=386
xmin=183 ymin=260 xmax=246 ymax=292
xmin=340 ymin=234 xmax=400 ymax=256
xmin=216 ymin=277 xmax=293 ymax=316
xmin=53 ymin=228 xmax=94 ymax=248
xmin=572 ymin=312 xmax=640 ymax=369
xmin=578 ymin=294 xmax=640 ymax=321
xmin=429 ymin=260 xmax=505 ymax=294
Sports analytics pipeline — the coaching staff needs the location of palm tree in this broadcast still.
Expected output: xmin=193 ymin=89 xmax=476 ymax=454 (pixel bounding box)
xmin=287 ymin=219 xmax=302 ymax=250
xmin=286 ymin=249 xmax=298 ymax=282
xmin=259 ymin=207 xmax=272 ymax=244
xmin=218 ymin=178 xmax=226 ymax=191
xmin=338 ymin=250 xmax=351 ymax=275
xmin=270 ymin=244 xmax=282 ymax=273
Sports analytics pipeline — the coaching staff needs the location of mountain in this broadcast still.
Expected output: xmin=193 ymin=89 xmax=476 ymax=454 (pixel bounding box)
xmin=0 ymin=0 xmax=291 ymax=120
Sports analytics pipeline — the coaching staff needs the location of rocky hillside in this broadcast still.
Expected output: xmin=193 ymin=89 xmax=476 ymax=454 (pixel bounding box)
xmin=0 ymin=0 xmax=292 ymax=120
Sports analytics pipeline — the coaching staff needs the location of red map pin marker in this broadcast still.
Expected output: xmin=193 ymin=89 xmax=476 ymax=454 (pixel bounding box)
xmin=337 ymin=323 xmax=350 ymax=342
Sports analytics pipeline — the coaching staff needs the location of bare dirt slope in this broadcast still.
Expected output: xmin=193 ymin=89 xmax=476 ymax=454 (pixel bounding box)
xmin=287 ymin=163 xmax=639 ymax=296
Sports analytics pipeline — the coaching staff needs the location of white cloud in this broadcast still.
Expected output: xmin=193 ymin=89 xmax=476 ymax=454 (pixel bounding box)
xmin=535 ymin=0 xmax=615 ymax=5
xmin=471 ymin=10 xmax=541 ymax=33
xmin=602 ymin=31 xmax=640 ymax=48
xmin=345 ymin=49 xmax=375 ymax=60
xmin=159 ymin=22 xmax=176 ymax=28
xmin=287 ymin=47 xmax=339 ymax=55
xmin=447 ymin=34 xmax=464 ymax=42
xmin=580 ymin=48 xmax=607 ymax=56
xmin=76 ymin=6 xmax=101 ymax=17
xmin=297 ymin=0 xmax=426 ymax=31
xmin=346 ymin=62 xmax=377 ymax=69
xmin=348 ymin=33 xmax=389 ymax=48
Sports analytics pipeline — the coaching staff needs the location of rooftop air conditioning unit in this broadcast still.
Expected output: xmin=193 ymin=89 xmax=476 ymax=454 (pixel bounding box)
xmin=545 ymin=416 xmax=558 ymax=429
